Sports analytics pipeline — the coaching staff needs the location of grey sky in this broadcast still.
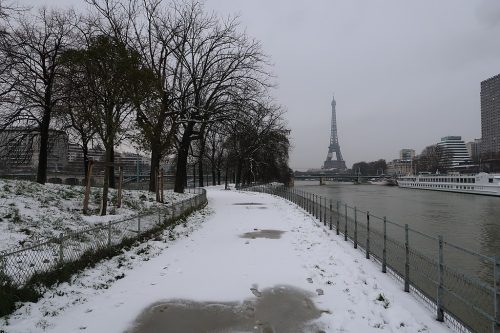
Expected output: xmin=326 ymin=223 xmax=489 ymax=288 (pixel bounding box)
xmin=28 ymin=0 xmax=500 ymax=169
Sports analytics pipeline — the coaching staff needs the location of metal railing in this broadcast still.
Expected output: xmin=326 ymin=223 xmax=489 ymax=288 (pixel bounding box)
xmin=0 ymin=188 xmax=207 ymax=288
xmin=241 ymin=184 xmax=500 ymax=333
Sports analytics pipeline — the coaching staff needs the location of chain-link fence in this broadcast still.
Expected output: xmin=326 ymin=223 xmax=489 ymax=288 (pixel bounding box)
xmin=241 ymin=184 xmax=500 ymax=333
xmin=0 ymin=188 xmax=207 ymax=288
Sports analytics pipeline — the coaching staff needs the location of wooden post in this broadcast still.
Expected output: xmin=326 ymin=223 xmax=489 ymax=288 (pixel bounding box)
xmin=116 ymin=166 xmax=123 ymax=208
xmin=404 ymin=224 xmax=410 ymax=292
xmin=382 ymin=216 xmax=387 ymax=273
xmin=83 ymin=160 xmax=94 ymax=214
xmin=366 ymin=211 xmax=370 ymax=259
xmin=354 ymin=207 xmax=358 ymax=249
xmin=437 ymin=235 xmax=444 ymax=322
xmin=160 ymin=168 xmax=165 ymax=203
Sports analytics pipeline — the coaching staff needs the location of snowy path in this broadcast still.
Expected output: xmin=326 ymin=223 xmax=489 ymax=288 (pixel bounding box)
xmin=2 ymin=187 xmax=452 ymax=332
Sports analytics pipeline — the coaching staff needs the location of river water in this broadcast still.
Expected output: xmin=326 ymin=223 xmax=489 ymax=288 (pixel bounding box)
xmin=296 ymin=180 xmax=500 ymax=282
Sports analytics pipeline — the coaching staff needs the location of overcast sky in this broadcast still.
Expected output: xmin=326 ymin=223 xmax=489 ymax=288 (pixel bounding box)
xmin=28 ymin=0 xmax=500 ymax=169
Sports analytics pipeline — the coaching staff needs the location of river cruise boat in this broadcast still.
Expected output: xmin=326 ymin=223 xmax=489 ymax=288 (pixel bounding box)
xmin=398 ymin=172 xmax=500 ymax=196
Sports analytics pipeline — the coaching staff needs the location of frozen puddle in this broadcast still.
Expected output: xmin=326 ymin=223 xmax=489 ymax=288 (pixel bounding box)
xmin=126 ymin=285 xmax=323 ymax=333
xmin=240 ymin=230 xmax=285 ymax=239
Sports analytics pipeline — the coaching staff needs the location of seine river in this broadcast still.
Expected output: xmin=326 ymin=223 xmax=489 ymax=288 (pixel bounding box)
xmin=296 ymin=180 xmax=500 ymax=282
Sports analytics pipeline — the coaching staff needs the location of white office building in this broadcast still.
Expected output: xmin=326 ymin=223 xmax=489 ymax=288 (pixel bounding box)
xmin=437 ymin=136 xmax=472 ymax=170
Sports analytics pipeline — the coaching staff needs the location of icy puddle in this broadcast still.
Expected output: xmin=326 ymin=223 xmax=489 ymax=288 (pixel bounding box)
xmin=126 ymin=285 xmax=323 ymax=333
xmin=240 ymin=229 xmax=285 ymax=239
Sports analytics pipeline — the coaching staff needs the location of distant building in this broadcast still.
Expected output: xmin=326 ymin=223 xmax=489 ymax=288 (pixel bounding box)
xmin=399 ymin=149 xmax=415 ymax=161
xmin=387 ymin=159 xmax=412 ymax=176
xmin=437 ymin=136 xmax=472 ymax=170
xmin=0 ymin=128 xmax=68 ymax=174
xmin=67 ymin=144 xmax=150 ymax=176
xmin=466 ymin=139 xmax=481 ymax=161
xmin=481 ymin=73 xmax=500 ymax=156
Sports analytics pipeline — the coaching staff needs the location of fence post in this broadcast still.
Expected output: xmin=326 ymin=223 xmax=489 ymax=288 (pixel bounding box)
xmin=107 ymin=220 xmax=111 ymax=247
xmin=366 ymin=211 xmax=370 ymax=259
xmin=312 ymin=194 xmax=315 ymax=217
xmin=382 ymin=216 xmax=387 ymax=273
xmin=336 ymin=201 xmax=340 ymax=235
xmin=318 ymin=195 xmax=325 ymax=222
xmin=323 ymin=197 xmax=327 ymax=225
xmin=354 ymin=207 xmax=358 ymax=249
xmin=305 ymin=192 xmax=311 ymax=214
xmin=329 ymin=199 xmax=333 ymax=230
xmin=437 ymin=235 xmax=444 ymax=322
xmin=344 ymin=204 xmax=348 ymax=241
xmin=58 ymin=233 xmax=64 ymax=265
xmin=494 ymin=256 xmax=500 ymax=333
xmin=404 ymin=224 xmax=410 ymax=292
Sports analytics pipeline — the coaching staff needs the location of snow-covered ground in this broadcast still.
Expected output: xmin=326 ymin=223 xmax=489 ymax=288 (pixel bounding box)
xmin=0 ymin=179 xmax=194 ymax=252
xmin=0 ymin=187 xmax=452 ymax=332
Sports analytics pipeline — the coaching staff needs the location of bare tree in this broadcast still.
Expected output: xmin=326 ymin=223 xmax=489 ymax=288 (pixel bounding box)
xmin=172 ymin=3 xmax=270 ymax=193
xmin=0 ymin=8 xmax=76 ymax=184
xmin=127 ymin=0 xmax=188 ymax=193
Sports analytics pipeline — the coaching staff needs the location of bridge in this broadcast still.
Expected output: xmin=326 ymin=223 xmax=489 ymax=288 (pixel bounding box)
xmin=293 ymin=173 xmax=386 ymax=185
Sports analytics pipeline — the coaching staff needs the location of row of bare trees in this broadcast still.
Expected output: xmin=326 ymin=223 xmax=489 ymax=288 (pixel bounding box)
xmin=0 ymin=0 xmax=291 ymax=213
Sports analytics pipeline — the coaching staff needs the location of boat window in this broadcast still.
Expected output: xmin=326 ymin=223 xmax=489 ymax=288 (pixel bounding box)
xmin=489 ymin=178 xmax=493 ymax=183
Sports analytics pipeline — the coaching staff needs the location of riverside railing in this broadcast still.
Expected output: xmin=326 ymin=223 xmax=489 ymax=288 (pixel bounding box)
xmin=0 ymin=188 xmax=207 ymax=288
xmin=241 ymin=184 xmax=499 ymax=333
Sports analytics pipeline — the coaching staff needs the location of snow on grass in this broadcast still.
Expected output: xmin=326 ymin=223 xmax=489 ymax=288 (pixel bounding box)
xmin=0 ymin=187 xmax=452 ymax=332
xmin=0 ymin=179 xmax=194 ymax=252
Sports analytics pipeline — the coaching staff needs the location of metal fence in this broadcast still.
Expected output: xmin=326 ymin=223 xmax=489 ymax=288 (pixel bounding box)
xmin=241 ymin=184 xmax=500 ymax=333
xmin=0 ymin=188 xmax=207 ymax=288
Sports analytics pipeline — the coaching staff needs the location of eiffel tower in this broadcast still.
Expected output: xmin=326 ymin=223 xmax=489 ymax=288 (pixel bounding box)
xmin=323 ymin=95 xmax=347 ymax=170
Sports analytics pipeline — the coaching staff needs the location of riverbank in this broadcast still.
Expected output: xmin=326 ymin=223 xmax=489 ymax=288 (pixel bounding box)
xmin=1 ymin=186 xmax=451 ymax=332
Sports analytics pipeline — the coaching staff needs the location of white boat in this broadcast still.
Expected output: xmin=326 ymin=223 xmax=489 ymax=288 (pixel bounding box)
xmin=398 ymin=172 xmax=500 ymax=196
xmin=369 ymin=178 xmax=398 ymax=186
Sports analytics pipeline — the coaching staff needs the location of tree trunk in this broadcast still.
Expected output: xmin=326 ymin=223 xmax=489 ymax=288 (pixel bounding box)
xmin=149 ymin=145 xmax=161 ymax=192
xmin=100 ymin=145 xmax=113 ymax=216
xmin=36 ymin=111 xmax=51 ymax=184
xmin=198 ymin=156 xmax=204 ymax=187
xmin=193 ymin=162 xmax=196 ymax=188
xmin=174 ymin=123 xmax=193 ymax=193
xmin=224 ymin=159 xmax=229 ymax=190
xmin=82 ymin=143 xmax=89 ymax=186
xmin=236 ymin=158 xmax=243 ymax=187
xmin=109 ymin=147 xmax=115 ymax=188
xmin=211 ymin=163 xmax=216 ymax=186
